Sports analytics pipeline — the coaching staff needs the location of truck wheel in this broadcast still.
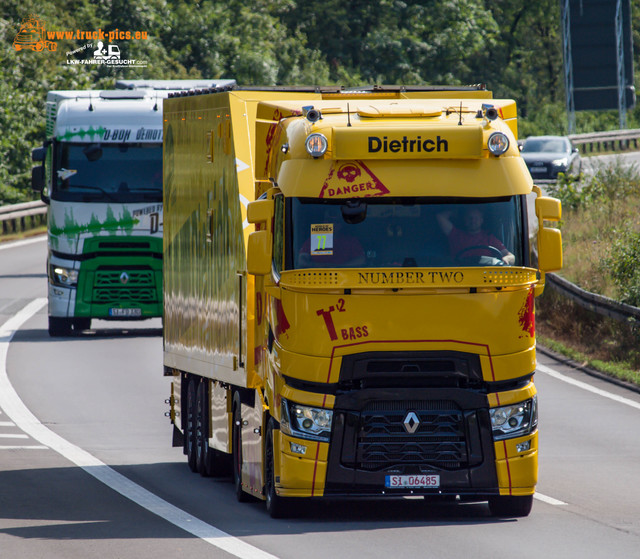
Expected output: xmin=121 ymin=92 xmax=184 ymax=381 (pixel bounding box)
xmin=195 ymin=380 xmax=210 ymax=477
xmin=73 ymin=318 xmax=91 ymax=331
xmin=265 ymin=419 xmax=292 ymax=518
xmin=232 ymin=401 xmax=250 ymax=502
xmin=48 ymin=317 xmax=72 ymax=337
xmin=488 ymin=494 xmax=533 ymax=517
xmin=185 ymin=379 xmax=198 ymax=473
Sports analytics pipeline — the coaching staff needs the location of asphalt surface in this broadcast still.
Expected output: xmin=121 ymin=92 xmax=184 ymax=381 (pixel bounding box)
xmin=1 ymin=236 xmax=640 ymax=559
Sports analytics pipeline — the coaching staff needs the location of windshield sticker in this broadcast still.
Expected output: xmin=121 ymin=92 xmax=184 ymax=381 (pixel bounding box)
xmin=57 ymin=168 xmax=77 ymax=180
xmin=311 ymin=223 xmax=334 ymax=255
xmin=319 ymin=160 xmax=390 ymax=199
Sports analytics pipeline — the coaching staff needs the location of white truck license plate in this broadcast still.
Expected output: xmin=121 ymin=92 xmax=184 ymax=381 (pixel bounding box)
xmin=385 ymin=475 xmax=440 ymax=488
xmin=109 ymin=308 xmax=142 ymax=317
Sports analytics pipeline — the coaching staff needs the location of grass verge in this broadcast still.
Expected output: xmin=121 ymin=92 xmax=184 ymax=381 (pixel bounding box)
xmin=0 ymin=226 xmax=47 ymax=243
xmin=537 ymin=286 xmax=640 ymax=387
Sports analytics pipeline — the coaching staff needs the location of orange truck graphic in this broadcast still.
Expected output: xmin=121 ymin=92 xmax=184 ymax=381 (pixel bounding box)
xmin=13 ymin=14 xmax=57 ymax=52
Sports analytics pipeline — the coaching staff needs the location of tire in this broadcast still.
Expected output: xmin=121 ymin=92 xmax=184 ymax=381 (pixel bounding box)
xmin=73 ymin=318 xmax=91 ymax=331
xmin=265 ymin=419 xmax=293 ymax=518
xmin=48 ymin=316 xmax=72 ymax=337
xmin=232 ymin=400 xmax=250 ymax=502
xmin=195 ymin=380 xmax=209 ymax=476
xmin=488 ymin=494 xmax=533 ymax=517
xmin=185 ymin=378 xmax=198 ymax=473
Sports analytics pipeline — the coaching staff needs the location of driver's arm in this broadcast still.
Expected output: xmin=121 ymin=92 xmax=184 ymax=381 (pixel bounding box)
xmin=501 ymin=249 xmax=515 ymax=266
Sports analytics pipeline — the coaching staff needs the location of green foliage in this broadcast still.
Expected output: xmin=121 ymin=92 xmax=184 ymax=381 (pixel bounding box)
xmin=605 ymin=229 xmax=640 ymax=306
xmin=3 ymin=0 xmax=640 ymax=205
xmin=545 ymin=172 xmax=583 ymax=210
xmin=547 ymin=158 xmax=640 ymax=211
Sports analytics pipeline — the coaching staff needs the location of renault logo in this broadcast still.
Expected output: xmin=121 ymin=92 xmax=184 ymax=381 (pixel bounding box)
xmin=120 ymin=272 xmax=130 ymax=285
xmin=403 ymin=411 xmax=420 ymax=434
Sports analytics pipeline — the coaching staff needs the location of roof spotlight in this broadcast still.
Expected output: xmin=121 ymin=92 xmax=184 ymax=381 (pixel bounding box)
xmin=482 ymin=103 xmax=499 ymax=120
xmin=302 ymin=105 xmax=322 ymax=123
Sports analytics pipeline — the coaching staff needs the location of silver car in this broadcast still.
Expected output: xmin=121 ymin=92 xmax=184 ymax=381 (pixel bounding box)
xmin=520 ymin=135 xmax=582 ymax=179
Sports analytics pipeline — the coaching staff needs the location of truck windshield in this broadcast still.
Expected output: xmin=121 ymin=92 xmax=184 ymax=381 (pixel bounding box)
xmin=286 ymin=196 xmax=526 ymax=269
xmin=52 ymin=142 xmax=162 ymax=202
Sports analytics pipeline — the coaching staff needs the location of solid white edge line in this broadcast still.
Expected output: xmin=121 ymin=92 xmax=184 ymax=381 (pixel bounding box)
xmin=0 ymin=299 xmax=279 ymax=559
xmin=537 ymin=363 xmax=640 ymax=411
xmin=0 ymin=235 xmax=46 ymax=251
xmin=534 ymin=492 xmax=567 ymax=506
xmin=0 ymin=446 xmax=49 ymax=450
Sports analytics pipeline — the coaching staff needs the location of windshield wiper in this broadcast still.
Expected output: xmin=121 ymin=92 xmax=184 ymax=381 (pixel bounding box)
xmin=69 ymin=185 xmax=117 ymax=201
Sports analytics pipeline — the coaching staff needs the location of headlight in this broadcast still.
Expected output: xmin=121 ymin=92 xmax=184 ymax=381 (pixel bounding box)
xmin=280 ymin=398 xmax=333 ymax=442
xmin=551 ymin=158 xmax=568 ymax=168
xmin=305 ymin=133 xmax=328 ymax=158
xmin=487 ymin=132 xmax=509 ymax=155
xmin=49 ymin=264 xmax=78 ymax=287
xmin=490 ymin=396 xmax=537 ymax=441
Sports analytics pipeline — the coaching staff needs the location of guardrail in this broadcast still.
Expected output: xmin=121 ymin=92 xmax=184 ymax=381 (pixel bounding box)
xmin=569 ymin=129 xmax=640 ymax=154
xmin=546 ymin=272 xmax=640 ymax=326
xmin=0 ymin=200 xmax=47 ymax=235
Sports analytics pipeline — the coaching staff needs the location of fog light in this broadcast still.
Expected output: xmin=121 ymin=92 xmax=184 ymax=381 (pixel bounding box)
xmin=516 ymin=440 xmax=531 ymax=453
xmin=290 ymin=442 xmax=307 ymax=455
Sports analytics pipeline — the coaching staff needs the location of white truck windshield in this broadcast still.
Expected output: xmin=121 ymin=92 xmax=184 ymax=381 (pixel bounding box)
xmin=52 ymin=142 xmax=162 ymax=202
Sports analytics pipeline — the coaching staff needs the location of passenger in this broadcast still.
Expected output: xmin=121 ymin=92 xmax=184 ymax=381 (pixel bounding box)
xmin=436 ymin=208 xmax=515 ymax=265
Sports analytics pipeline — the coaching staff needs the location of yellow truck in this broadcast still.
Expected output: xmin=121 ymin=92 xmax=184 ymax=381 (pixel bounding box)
xmin=162 ymin=85 xmax=562 ymax=518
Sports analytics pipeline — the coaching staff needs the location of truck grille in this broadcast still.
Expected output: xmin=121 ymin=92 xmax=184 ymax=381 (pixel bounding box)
xmin=93 ymin=287 xmax=156 ymax=303
xmin=92 ymin=267 xmax=158 ymax=304
xmin=355 ymin=400 xmax=467 ymax=471
xmin=95 ymin=269 xmax=155 ymax=287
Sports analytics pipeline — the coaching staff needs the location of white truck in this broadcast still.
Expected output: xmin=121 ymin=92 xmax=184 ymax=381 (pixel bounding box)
xmin=32 ymin=79 xmax=235 ymax=336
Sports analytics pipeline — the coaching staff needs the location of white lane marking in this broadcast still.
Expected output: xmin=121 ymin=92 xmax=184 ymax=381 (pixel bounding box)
xmin=0 ymin=421 xmax=16 ymax=427
xmin=537 ymin=363 xmax=640 ymax=411
xmin=0 ymin=445 xmax=49 ymax=450
xmin=534 ymin=492 xmax=567 ymax=506
xmin=0 ymin=235 xmax=46 ymax=251
xmin=0 ymin=433 xmax=28 ymax=439
xmin=0 ymin=299 xmax=279 ymax=559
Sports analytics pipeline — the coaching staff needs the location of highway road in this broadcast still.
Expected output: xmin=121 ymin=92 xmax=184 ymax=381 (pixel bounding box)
xmin=582 ymin=148 xmax=640 ymax=173
xmin=1 ymin=235 xmax=640 ymax=559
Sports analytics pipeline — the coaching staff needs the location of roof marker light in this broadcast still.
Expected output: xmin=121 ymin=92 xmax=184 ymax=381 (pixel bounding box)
xmin=305 ymin=133 xmax=328 ymax=158
xmin=488 ymin=132 xmax=509 ymax=156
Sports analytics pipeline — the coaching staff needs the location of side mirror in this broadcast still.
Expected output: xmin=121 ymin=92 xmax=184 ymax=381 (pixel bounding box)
xmin=31 ymin=165 xmax=45 ymax=192
xmin=247 ymin=230 xmax=272 ymax=276
xmin=32 ymin=146 xmax=47 ymax=162
xmin=246 ymin=197 xmax=275 ymax=275
xmin=538 ymin=228 xmax=562 ymax=272
xmin=247 ymin=198 xmax=274 ymax=225
xmin=535 ymin=196 xmax=562 ymax=272
xmin=535 ymin=196 xmax=561 ymax=221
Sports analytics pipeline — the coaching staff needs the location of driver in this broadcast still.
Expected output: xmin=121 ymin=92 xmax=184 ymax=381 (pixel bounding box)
xmin=436 ymin=208 xmax=515 ymax=265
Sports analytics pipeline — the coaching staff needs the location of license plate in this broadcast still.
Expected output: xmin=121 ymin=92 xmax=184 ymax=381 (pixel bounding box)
xmin=385 ymin=475 xmax=440 ymax=488
xmin=109 ymin=308 xmax=142 ymax=317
